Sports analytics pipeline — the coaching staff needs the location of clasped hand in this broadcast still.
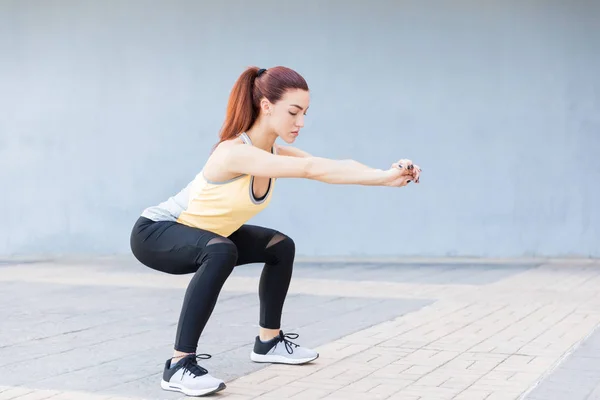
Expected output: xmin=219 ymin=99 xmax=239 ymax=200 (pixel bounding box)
xmin=385 ymin=159 xmax=421 ymax=187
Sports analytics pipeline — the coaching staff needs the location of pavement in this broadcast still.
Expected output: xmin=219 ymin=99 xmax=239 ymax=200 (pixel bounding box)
xmin=1 ymin=256 xmax=600 ymax=400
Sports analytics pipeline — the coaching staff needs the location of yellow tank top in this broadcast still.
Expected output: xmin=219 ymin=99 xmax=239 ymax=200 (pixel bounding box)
xmin=175 ymin=133 xmax=276 ymax=237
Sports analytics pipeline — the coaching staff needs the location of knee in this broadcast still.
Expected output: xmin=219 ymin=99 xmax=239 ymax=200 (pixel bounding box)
xmin=199 ymin=238 xmax=239 ymax=269
xmin=279 ymin=235 xmax=296 ymax=257
xmin=266 ymin=234 xmax=295 ymax=264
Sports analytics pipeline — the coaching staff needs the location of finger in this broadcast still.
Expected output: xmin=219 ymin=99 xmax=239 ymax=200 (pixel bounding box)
xmin=397 ymin=159 xmax=412 ymax=169
xmin=394 ymin=165 xmax=411 ymax=176
xmin=409 ymin=164 xmax=420 ymax=183
xmin=398 ymin=161 xmax=416 ymax=176
xmin=392 ymin=164 xmax=407 ymax=176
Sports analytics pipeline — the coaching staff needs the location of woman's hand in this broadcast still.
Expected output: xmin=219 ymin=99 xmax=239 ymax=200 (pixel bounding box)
xmin=384 ymin=159 xmax=422 ymax=187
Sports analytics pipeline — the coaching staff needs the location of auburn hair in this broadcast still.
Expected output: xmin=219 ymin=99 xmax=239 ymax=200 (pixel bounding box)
xmin=216 ymin=66 xmax=309 ymax=145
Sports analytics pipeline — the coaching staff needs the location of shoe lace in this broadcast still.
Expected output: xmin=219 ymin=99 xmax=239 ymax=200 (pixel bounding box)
xmin=180 ymin=353 xmax=211 ymax=378
xmin=275 ymin=331 xmax=301 ymax=355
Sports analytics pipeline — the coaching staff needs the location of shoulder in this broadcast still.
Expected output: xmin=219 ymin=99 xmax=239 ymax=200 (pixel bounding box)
xmin=210 ymin=136 xmax=246 ymax=159
xmin=216 ymin=136 xmax=245 ymax=151
xmin=204 ymin=137 xmax=247 ymax=181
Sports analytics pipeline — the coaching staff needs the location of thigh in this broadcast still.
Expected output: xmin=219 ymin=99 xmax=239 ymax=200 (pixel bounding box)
xmin=228 ymin=224 xmax=282 ymax=266
xmin=131 ymin=217 xmax=225 ymax=274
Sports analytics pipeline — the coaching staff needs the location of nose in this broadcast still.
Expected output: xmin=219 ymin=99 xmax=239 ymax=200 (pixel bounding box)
xmin=296 ymin=115 xmax=305 ymax=128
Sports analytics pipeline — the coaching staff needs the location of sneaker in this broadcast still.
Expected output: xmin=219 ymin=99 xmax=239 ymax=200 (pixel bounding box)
xmin=250 ymin=330 xmax=319 ymax=365
xmin=161 ymin=353 xmax=226 ymax=397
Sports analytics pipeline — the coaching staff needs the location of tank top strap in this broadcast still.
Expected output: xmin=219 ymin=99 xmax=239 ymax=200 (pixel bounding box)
xmin=240 ymin=132 xmax=252 ymax=145
xmin=240 ymin=132 xmax=276 ymax=154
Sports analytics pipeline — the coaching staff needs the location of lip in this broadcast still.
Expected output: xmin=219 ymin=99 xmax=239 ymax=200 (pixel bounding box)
xmin=291 ymin=131 xmax=299 ymax=137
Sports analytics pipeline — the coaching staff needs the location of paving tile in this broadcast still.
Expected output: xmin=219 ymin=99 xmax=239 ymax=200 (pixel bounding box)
xmin=2 ymin=259 xmax=600 ymax=400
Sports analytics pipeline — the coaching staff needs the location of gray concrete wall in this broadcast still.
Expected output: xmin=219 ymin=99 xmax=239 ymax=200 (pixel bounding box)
xmin=1 ymin=0 xmax=599 ymax=258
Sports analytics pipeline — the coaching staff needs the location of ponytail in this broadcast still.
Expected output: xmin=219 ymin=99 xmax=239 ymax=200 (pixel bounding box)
xmin=216 ymin=66 xmax=261 ymax=146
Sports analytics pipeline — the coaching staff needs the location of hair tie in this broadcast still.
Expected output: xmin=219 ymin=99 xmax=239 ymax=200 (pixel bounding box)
xmin=257 ymin=68 xmax=267 ymax=77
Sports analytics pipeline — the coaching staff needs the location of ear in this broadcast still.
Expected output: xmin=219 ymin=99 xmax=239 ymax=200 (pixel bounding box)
xmin=259 ymin=98 xmax=272 ymax=115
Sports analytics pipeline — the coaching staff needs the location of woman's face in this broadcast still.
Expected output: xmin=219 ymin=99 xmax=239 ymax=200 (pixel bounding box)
xmin=265 ymin=89 xmax=310 ymax=144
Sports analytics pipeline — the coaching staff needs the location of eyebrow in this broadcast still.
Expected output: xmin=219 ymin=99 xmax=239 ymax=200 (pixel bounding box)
xmin=290 ymin=104 xmax=308 ymax=110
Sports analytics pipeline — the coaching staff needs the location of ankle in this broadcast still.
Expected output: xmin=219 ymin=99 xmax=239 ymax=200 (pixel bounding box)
xmin=172 ymin=350 xmax=194 ymax=362
xmin=259 ymin=327 xmax=281 ymax=342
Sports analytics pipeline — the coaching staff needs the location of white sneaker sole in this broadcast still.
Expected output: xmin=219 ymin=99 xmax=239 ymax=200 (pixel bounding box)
xmin=161 ymin=380 xmax=226 ymax=397
xmin=250 ymin=351 xmax=319 ymax=365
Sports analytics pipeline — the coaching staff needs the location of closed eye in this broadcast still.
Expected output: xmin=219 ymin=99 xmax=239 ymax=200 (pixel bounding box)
xmin=290 ymin=104 xmax=308 ymax=116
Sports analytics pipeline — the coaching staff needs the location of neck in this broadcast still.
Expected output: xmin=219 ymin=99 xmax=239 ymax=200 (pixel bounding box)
xmin=245 ymin=117 xmax=277 ymax=151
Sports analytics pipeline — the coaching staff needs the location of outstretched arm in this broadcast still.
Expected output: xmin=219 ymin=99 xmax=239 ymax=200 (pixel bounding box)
xmin=275 ymin=144 xmax=420 ymax=183
xmin=222 ymin=143 xmax=412 ymax=186
xmin=277 ymin=145 xmax=382 ymax=173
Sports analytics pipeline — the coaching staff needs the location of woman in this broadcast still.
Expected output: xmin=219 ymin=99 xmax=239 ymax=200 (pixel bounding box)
xmin=130 ymin=65 xmax=420 ymax=397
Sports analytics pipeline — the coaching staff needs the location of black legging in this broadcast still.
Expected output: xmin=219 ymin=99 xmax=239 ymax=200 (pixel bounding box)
xmin=130 ymin=216 xmax=295 ymax=353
